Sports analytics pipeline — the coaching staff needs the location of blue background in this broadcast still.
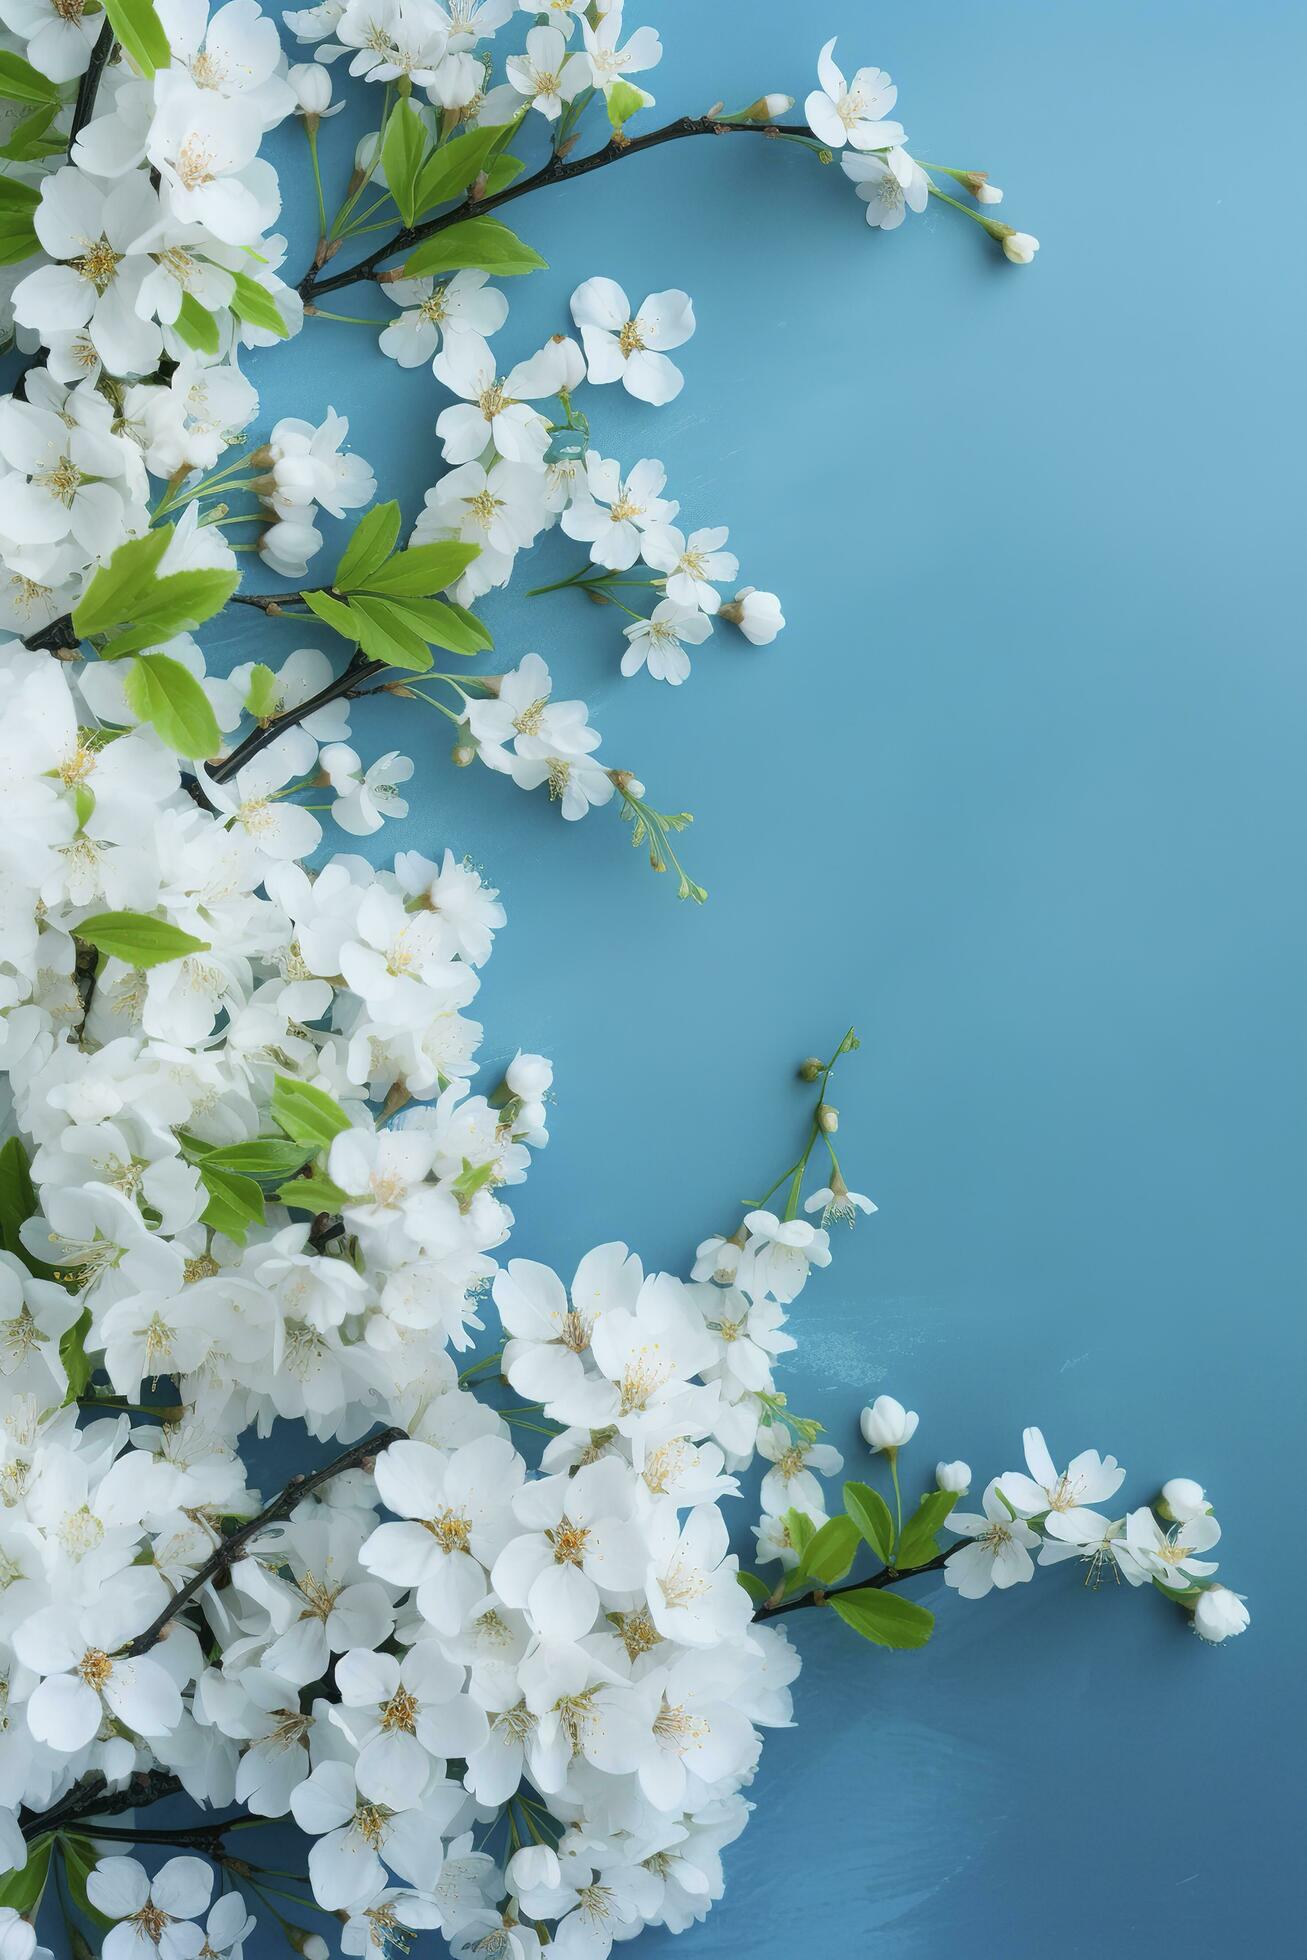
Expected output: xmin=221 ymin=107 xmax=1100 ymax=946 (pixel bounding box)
xmin=32 ymin=0 xmax=1307 ymax=1953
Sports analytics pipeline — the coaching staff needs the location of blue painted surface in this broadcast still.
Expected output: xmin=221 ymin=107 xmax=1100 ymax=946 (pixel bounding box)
xmin=26 ymin=0 xmax=1307 ymax=1951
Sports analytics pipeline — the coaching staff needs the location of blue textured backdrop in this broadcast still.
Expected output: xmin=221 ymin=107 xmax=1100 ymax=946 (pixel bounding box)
xmin=28 ymin=0 xmax=1307 ymax=1952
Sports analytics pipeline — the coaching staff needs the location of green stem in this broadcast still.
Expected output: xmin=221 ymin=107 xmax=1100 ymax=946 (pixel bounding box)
xmin=305 ymin=120 xmax=326 ymax=237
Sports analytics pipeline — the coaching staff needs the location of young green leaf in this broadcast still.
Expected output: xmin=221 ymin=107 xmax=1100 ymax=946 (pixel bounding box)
xmin=483 ymin=153 xmax=524 ymax=195
xmin=300 ymin=587 xmax=362 ymax=643
xmin=735 ymin=1570 xmax=770 ymax=1604
xmin=606 ymin=79 xmax=648 ymax=129
xmin=357 ymin=539 xmax=479 ymax=598
xmin=798 ymin=1513 xmax=861 ymax=1585
xmin=0 ymin=100 xmax=63 ymax=164
xmin=228 ymin=269 xmax=290 ymax=339
xmin=71 ymin=526 xmax=173 ymax=638
xmin=197 ymin=1138 xmax=316 ymax=1181
xmin=62 ymin=1837 xmax=116 ymax=1931
xmin=271 ymin=1074 xmax=352 ymax=1147
xmin=0 ymin=51 xmax=61 ymax=104
xmin=0 ymin=1836 xmax=51 ymax=1915
xmin=0 ymin=1135 xmax=58 ymax=1280
xmin=411 ymin=120 xmax=515 ymax=215
xmin=781 ymin=1506 xmax=817 ymax=1561
xmin=373 ymin=593 xmax=492 ymax=655
xmin=75 ymin=910 xmax=209 ymax=969
xmin=0 ymin=176 xmax=40 ymax=267
xmin=345 ymin=595 xmax=434 ymax=672
xmin=894 ymin=1490 xmax=959 ymax=1571
xmin=844 ymin=1480 xmax=895 ymax=1564
xmin=333 ymin=501 xmax=403 ymax=591
xmin=102 ymin=0 xmax=172 ymax=77
xmin=199 ymin=1163 xmax=266 ymax=1242
xmin=59 ymin=1307 xmax=95 ymax=1405
xmin=174 ymin=290 xmax=220 ymax=354
xmin=830 ymin=1589 xmax=935 ymax=1650
xmin=403 ymin=216 xmax=547 ymax=280
xmin=380 ymin=97 xmax=427 ymax=226
xmin=242 ymin=662 xmax=280 ymax=721
xmin=123 ymin=653 xmax=222 ymax=760
xmin=275 ymin=1170 xmax=352 ymax=1214
xmin=97 ymin=566 xmax=240 ymax=654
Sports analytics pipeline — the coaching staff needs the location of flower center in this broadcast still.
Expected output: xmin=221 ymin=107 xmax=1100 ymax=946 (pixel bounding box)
xmin=618 ymin=1344 xmax=670 ymax=1414
xmin=176 ymin=135 xmax=218 ymax=190
xmin=618 ymin=319 xmax=645 ymax=355
xmin=608 ymin=494 xmax=640 ymax=523
xmin=477 ymin=382 xmax=507 ymax=420
xmin=35 ymin=457 xmax=82 ymax=506
xmin=467 ymin=489 xmax=503 ymax=523
xmin=548 ymin=1517 xmax=589 ymax=1565
xmin=78 ymin=1647 xmax=113 ymax=1689
xmin=74 ymin=239 xmax=120 ymax=292
xmin=131 ymin=1904 xmax=173 ymax=1944
xmin=380 ymin=1686 xmax=419 ymax=1732
xmin=423 ymin=1507 xmax=472 ymax=1553
xmin=512 ymin=696 xmax=548 ymax=735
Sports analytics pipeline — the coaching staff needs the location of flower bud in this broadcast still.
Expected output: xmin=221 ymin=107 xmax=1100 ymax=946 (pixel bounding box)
xmin=816 ymin=1102 xmax=838 ymax=1133
xmin=1192 ymin=1584 xmax=1250 ymax=1644
xmin=451 ymin=738 xmax=477 ymax=767
xmin=798 ymin=1057 xmax=824 ymax=1081
xmin=719 ymin=585 xmax=785 ymax=645
xmin=860 ymin=1394 xmax=919 ymax=1453
xmin=1000 ymin=229 xmax=1039 ymax=265
xmin=289 ymin=62 xmax=332 ymax=116
xmin=287 ymin=1933 xmax=330 ymax=1960
xmin=736 ymin=92 xmax=795 ymax=123
xmin=507 ymin=1051 xmax=553 ymax=1100
xmin=507 ymin=1844 xmax=559 ymax=1892
xmin=935 ymin=1459 xmax=971 ymax=1494
xmin=1158 ymin=1477 xmax=1207 ymax=1523
xmin=959 ymin=170 xmax=1002 ymax=205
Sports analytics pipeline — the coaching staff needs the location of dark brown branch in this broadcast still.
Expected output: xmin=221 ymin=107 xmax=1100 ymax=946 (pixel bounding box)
xmin=21 ymin=1770 xmax=183 ymax=1844
xmin=208 ymin=649 xmax=382 ymax=784
xmin=69 ymin=21 xmax=115 ymax=148
xmin=754 ymin=1546 xmax=954 ymax=1620
xmin=302 ymin=116 xmax=811 ymax=300
xmin=120 ymin=1423 xmax=405 ymax=1655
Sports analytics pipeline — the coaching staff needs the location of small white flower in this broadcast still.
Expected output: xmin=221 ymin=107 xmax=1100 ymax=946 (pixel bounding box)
xmin=570 ymin=276 xmax=695 ymax=404
xmin=719 ymin=585 xmax=785 ymax=644
xmin=1001 ymin=230 xmax=1040 ymax=265
xmin=1193 ymin=1584 xmax=1250 ymax=1644
xmin=560 ymin=451 xmax=678 ymax=570
xmin=842 ymin=147 xmax=930 ymax=230
xmin=503 ymin=23 xmax=591 ymax=119
xmin=322 ymin=744 xmax=414 ymax=836
xmin=945 ymin=1480 xmax=1041 ymax=1599
xmin=805 ymin=39 xmax=905 ymax=152
xmin=1160 ymin=1477 xmax=1208 ymax=1524
xmin=620 ymin=598 xmax=712 ymax=685
xmin=88 ymin=1857 xmax=213 ymax=1960
xmin=859 ymin=1394 xmax=918 ymax=1453
xmin=936 ymin=1460 xmax=971 ymax=1495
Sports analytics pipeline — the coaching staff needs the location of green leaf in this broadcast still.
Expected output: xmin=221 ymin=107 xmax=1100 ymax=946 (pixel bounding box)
xmin=62 ymin=1837 xmax=116 ymax=1931
xmin=799 ymin=1513 xmax=861 ymax=1585
xmin=412 ymin=121 xmax=514 ymax=216
xmin=381 ymin=97 xmax=427 ymax=226
xmin=0 ymin=175 xmax=39 ymax=266
xmin=60 ymin=1306 xmax=95 ymax=1405
xmin=371 ymin=593 xmax=491 ymax=656
xmin=781 ymin=1507 xmax=816 ymax=1561
xmin=403 ymin=216 xmax=547 ymax=280
xmin=0 ymin=51 xmax=61 ymax=105
xmin=300 ymin=587 xmax=361 ymax=643
xmin=228 ymin=269 xmax=289 ymax=339
xmin=174 ymin=290 xmax=220 ymax=354
xmin=123 ymin=653 xmax=221 ymax=760
xmin=894 ymin=1490 xmax=959 ymax=1571
xmin=735 ymin=1570 xmax=770 ymax=1604
xmin=347 ymin=595 xmax=434 ymax=671
xmin=605 ymin=78 xmax=648 ymax=129
xmin=333 ymin=501 xmax=402 ymax=592
xmin=197 ymin=1139 xmax=315 ymax=1181
xmin=97 ymin=566 xmax=239 ymax=654
xmin=102 ymin=0 xmax=172 ymax=78
xmin=0 ymin=101 xmax=62 ymax=165
xmin=275 ymin=1171 xmax=351 ymax=1214
xmin=199 ymin=1162 xmax=265 ymax=1242
xmin=357 ymin=539 xmax=479 ymax=598
xmin=483 ymin=153 xmax=524 ymax=195
xmin=76 ymin=910 xmax=209 ymax=969
xmin=844 ymin=1480 xmax=895 ymax=1564
xmin=72 ymin=526 xmax=173 ymax=638
xmin=0 ymin=1837 xmax=51 ymax=1915
xmin=242 ymin=662 xmax=279 ymax=720
xmin=0 ymin=1136 xmax=59 ymax=1282
xmin=830 ymin=1588 xmax=935 ymax=1650
xmin=271 ymin=1074 xmax=352 ymax=1147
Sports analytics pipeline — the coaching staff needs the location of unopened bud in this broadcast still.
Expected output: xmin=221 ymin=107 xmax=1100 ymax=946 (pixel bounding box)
xmin=736 ymin=91 xmax=795 ymax=123
xmin=960 ymin=169 xmax=1003 ymax=205
xmin=584 ymin=585 xmax=611 ymax=605
xmin=987 ymin=223 xmax=1039 ymax=265
xmin=287 ymin=1932 xmax=330 ymax=1960
xmin=798 ymin=1057 xmax=824 ymax=1082
xmin=451 ymin=737 xmax=477 ymax=768
xmin=816 ymin=1102 xmax=838 ymax=1133
xmin=288 ymin=62 xmax=332 ymax=117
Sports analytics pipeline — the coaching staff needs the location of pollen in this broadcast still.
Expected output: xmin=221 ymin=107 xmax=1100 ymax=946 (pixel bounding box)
xmin=557 ymin=1307 xmax=590 ymax=1353
xmin=418 ymin=291 xmax=449 ymax=323
xmin=353 ymin=1800 xmax=392 ymax=1848
xmin=423 ymin=1507 xmax=473 ymax=1553
xmin=548 ymin=1517 xmax=590 ymax=1565
xmin=184 ymin=1254 xmax=219 ymax=1283
xmin=608 ymin=495 xmax=640 ymax=524
xmin=618 ymin=319 xmax=645 ymax=356
xmin=617 ymin=1607 xmax=662 ymax=1659
xmin=132 ymin=1903 xmax=172 ymax=1943
xmin=653 ymin=1696 xmax=708 ymax=1751
xmin=467 ymin=489 xmax=503 ymax=524
xmin=77 ymin=1647 xmax=114 ymax=1690
xmin=58 ymin=1504 xmax=105 ymax=1559
xmin=176 ymin=135 xmax=218 ymax=191
xmin=545 ymin=758 xmax=571 ymax=800
xmin=74 ymin=239 xmax=121 ymax=293
xmin=477 ymin=382 xmax=507 ymax=420
xmin=512 ymin=696 xmax=548 ymax=736
xmin=618 ymin=1343 xmax=671 ymax=1415
xmin=380 ymin=1686 xmax=419 ymax=1732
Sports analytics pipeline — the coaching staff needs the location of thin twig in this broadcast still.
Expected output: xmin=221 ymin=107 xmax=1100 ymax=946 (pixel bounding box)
xmin=120 ymin=1423 xmax=405 ymax=1655
xmin=301 ymin=116 xmax=810 ymax=300
xmin=208 ymin=650 xmax=382 ymax=783
xmin=754 ymin=1546 xmax=954 ymax=1620
xmin=20 ymin=1770 xmax=183 ymax=1844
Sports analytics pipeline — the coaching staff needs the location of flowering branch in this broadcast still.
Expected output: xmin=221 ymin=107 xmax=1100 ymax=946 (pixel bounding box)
xmin=120 ymin=1423 xmax=406 ymax=1659
xmin=301 ymin=114 xmax=810 ymax=301
xmin=754 ymin=1546 xmax=953 ymax=1619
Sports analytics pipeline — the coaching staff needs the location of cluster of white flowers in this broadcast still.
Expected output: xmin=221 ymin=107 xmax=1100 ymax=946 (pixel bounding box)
xmin=0 ymin=10 xmax=1238 ymax=1960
